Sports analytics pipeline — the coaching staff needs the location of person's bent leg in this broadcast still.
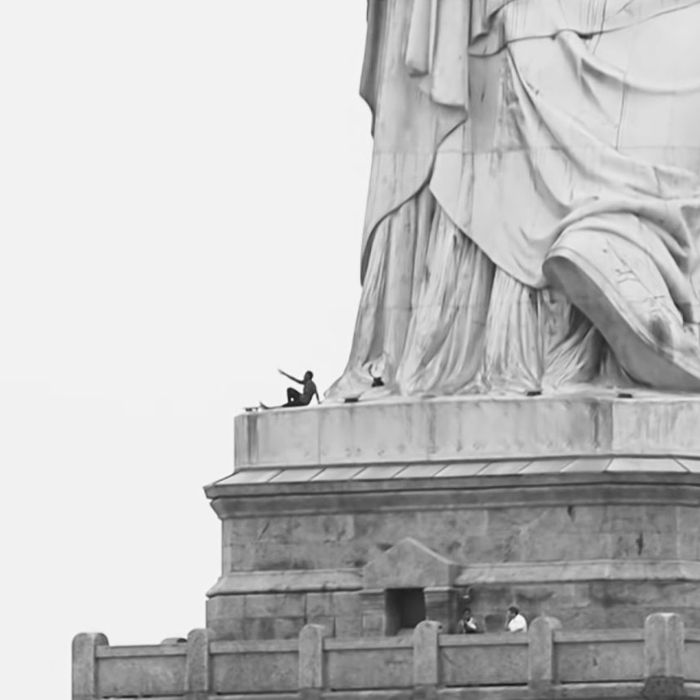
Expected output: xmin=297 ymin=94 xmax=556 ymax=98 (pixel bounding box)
xmin=283 ymin=388 xmax=302 ymax=407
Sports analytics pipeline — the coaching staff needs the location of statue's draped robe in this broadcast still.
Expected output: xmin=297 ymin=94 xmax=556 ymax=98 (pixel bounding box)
xmin=329 ymin=0 xmax=700 ymax=398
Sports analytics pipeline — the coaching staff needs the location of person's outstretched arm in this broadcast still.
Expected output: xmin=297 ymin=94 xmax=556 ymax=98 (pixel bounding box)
xmin=278 ymin=369 xmax=302 ymax=384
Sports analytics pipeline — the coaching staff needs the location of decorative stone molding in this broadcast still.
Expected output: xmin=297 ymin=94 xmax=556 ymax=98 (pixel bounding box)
xmin=207 ymin=569 xmax=362 ymax=596
xmin=363 ymin=538 xmax=459 ymax=590
xmin=457 ymin=559 xmax=700 ymax=586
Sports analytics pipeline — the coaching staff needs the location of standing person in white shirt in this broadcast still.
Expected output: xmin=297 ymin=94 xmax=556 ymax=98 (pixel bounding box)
xmin=505 ymin=606 xmax=528 ymax=633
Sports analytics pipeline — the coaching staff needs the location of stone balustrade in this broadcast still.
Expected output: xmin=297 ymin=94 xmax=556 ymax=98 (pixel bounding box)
xmin=73 ymin=613 xmax=699 ymax=700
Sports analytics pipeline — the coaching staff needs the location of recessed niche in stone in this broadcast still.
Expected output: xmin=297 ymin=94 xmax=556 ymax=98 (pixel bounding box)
xmin=385 ymin=588 xmax=426 ymax=635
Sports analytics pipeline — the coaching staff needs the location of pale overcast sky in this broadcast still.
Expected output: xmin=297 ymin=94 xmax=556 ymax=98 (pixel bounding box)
xmin=0 ymin=3 xmax=370 ymax=697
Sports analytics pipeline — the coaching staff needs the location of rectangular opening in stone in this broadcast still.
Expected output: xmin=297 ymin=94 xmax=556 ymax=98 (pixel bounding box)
xmin=385 ymin=588 xmax=426 ymax=635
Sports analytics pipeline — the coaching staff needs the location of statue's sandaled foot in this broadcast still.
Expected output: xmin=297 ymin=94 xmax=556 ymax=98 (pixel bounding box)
xmin=543 ymin=229 xmax=700 ymax=392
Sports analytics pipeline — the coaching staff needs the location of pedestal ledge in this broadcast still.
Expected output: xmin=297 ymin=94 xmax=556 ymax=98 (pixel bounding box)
xmin=232 ymin=395 xmax=700 ymax=480
xmin=216 ymin=455 xmax=700 ymax=486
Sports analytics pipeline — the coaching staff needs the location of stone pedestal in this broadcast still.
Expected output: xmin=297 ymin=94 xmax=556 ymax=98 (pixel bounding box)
xmin=206 ymin=396 xmax=700 ymax=640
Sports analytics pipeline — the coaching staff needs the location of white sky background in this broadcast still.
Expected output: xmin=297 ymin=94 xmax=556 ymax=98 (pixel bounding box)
xmin=0 ymin=3 xmax=369 ymax=697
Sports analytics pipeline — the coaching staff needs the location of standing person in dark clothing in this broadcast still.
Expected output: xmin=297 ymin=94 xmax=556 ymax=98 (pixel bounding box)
xmin=260 ymin=369 xmax=320 ymax=409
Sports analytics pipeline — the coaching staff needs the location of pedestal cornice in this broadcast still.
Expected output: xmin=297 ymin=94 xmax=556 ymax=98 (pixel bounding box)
xmin=233 ymin=396 xmax=700 ymax=471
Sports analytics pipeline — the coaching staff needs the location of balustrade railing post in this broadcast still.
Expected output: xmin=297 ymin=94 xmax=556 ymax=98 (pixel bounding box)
xmin=528 ymin=616 xmax=561 ymax=690
xmin=299 ymin=624 xmax=327 ymax=700
xmin=413 ymin=620 xmax=441 ymax=700
xmin=185 ymin=628 xmax=210 ymax=700
xmin=72 ymin=633 xmax=109 ymax=700
xmin=643 ymin=613 xmax=685 ymax=700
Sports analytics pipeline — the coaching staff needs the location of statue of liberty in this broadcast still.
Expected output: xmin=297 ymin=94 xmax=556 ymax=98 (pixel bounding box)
xmin=328 ymin=0 xmax=700 ymax=399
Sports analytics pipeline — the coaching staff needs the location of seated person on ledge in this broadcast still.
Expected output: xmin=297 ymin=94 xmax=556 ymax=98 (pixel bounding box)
xmin=261 ymin=369 xmax=320 ymax=409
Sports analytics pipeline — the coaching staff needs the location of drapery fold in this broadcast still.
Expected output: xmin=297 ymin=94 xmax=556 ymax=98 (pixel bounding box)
xmin=326 ymin=191 xmax=615 ymax=399
xmin=359 ymin=0 xmax=469 ymax=281
xmin=335 ymin=0 xmax=700 ymax=397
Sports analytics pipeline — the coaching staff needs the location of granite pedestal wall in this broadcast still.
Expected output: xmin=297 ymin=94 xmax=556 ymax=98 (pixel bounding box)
xmin=206 ymin=396 xmax=700 ymax=641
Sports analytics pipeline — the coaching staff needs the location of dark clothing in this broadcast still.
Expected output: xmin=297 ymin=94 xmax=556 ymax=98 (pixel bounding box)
xmin=457 ymin=617 xmax=480 ymax=634
xmin=283 ymin=387 xmax=309 ymax=407
xmin=283 ymin=379 xmax=317 ymax=407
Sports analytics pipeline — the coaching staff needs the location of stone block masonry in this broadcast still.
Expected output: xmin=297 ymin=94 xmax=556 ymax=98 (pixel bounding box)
xmin=206 ymin=590 xmax=361 ymax=641
xmin=205 ymin=468 xmax=700 ymax=640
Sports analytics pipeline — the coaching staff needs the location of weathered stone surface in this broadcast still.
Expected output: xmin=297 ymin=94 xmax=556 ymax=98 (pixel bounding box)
xmin=72 ymin=633 xmax=108 ymax=700
xmin=217 ymin=487 xmax=699 ymax=578
xmin=612 ymin=401 xmax=700 ymax=457
xmin=208 ymin=484 xmax=700 ymax=637
xmin=678 ymin=506 xmax=700 ymax=532
xmin=528 ymin=617 xmax=561 ymax=687
xmin=361 ymin=612 xmax=385 ymax=637
xmin=211 ymin=649 xmax=298 ymax=694
xmin=206 ymin=595 xmax=245 ymax=620
xmin=242 ymin=618 xmax=276 ymax=640
xmin=207 ymin=616 xmax=244 ymax=642
xmin=305 ymin=615 xmax=335 ymax=636
xmin=331 ymin=592 xmax=360 ymax=618
xmin=274 ymin=617 xmax=306 ymax=640
xmin=318 ymin=401 xmax=433 ymax=467
xmin=185 ymin=628 xmax=210 ymax=698
xmin=642 ymin=675 xmax=685 ymax=700
xmin=240 ymin=408 xmax=320 ymax=469
xmin=224 ymin=543 xmax=258 ymax=570
xmin=424 ymin=588 xmax=457 ymax=631
xmin=209 ymin=569 xmax=361 ymax=595
xmin=238 ymin=514 xmax=354 ymax=544
xmin=413 ymin=621 xmax=440 ymax=687
xmin=230 ymin=397 xmax=700 ymax=470
xmin=334 ymin=615 xmax=361 ymax=638
xmin=555 ymin=636 xmax=644 ymax=683
xmin=440 ymin=638 xmax=529 ymax=686
xmin=97 ymin=652 xmax=186 ymax=697
xmin=363 ymin=538 xmax=458 ymax=590
xmin=298 ymin=625 xmax=326 ymax=690
xmin=353 ymin=511 xmax=422 ymax=541
xmin=306 ymin=592 xmax=334 ymax=618
xmin=209 ymin=414 xmax=700 ymax=639
xmin=326 ymin=646 xmax=412 ymax=690
xmin=245 ymin=593 xmax=305 ymax=619
xmin=678 ymin=531 xmax=700 ymax=559
xmin=358 ymin=590 xmax=384 ymax=614
xmin=685 ymin=637 xmax=700 ymax=683
xmin=645 ymin=613 xmax=685 ymax=679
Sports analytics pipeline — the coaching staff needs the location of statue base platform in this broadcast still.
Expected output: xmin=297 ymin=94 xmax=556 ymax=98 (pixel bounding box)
xmin=206 ymin=395 xmax=700 ymax=640
xmin=234 ymin=393 xmax=700 ymax=473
